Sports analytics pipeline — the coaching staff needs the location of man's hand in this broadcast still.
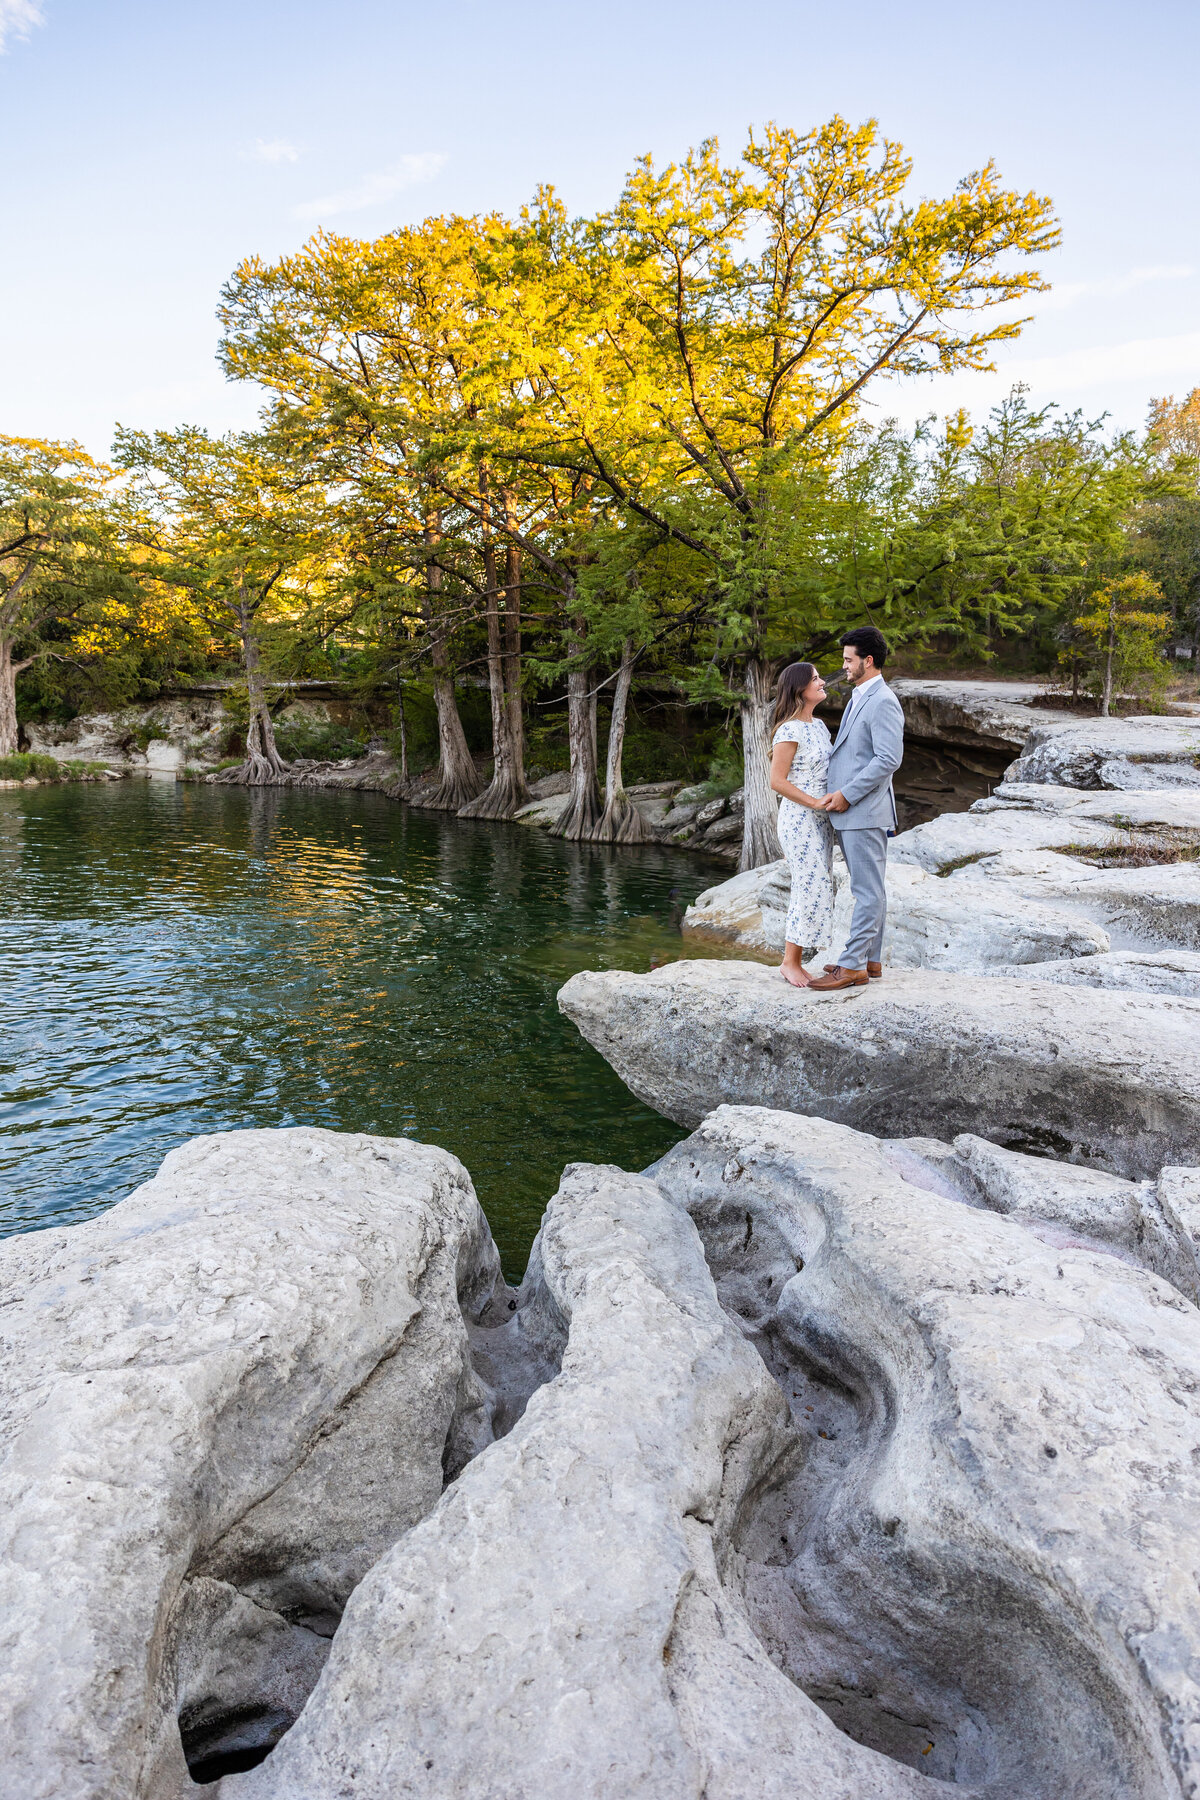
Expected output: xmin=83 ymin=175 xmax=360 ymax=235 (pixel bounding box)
xmin=825 ymin=790 xmax=850 ymax=813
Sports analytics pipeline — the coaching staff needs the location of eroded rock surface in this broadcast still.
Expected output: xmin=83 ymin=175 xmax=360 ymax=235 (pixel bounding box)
xmin=558 ymin=959 xmax=1200 ymax=1177
xmin=24 ymin=697 xmax=229 ymax=770
xmin=1005 ymin=717 xmax=1200 ymax=789
xmin=650 ymin=1105 xmax=1200 ymax=1797
xmin=225 ymin=1159 xmax=950 ymax=1800
xmin=12 ymin=1109 xmax=1200 ymax=1799
xmin=1004 ymin=948 xmax=1200 ymax=995
xmin=976 ymin=782 xmax=1200 ymax=837
xmin=0 ymin=1128 xmax=510 ymax=1799
xmin=884 ymin=1129 xmax=1200 ymax=1299
xmin=951 ymin=847 xmax=1200 ymax=951
xmin=682 ymin=859 xmax=792 ymax=957
xmin=891 ymin=805 xmax=1120 ymax=873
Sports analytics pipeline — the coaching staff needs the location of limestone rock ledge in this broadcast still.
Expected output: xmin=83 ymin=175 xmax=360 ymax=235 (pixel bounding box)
xmin=1005 ymin=717 xmax=1200 ymax=789
xmin=558 ymin=959 xmax=1200 ymax=1178
xmin=226 ymin=1109 xmax=1200 ymax=1797
xmin=646 ymin=1106 xmax=1200 ymax=1797
xmin=224 ymin=1156 xmax=942 ymax=1800
xmin=9 ymin=1111 xmax=1200 ymax=1798
xmin=0 ymin=1128 xmax=513 ymax=1800
xmin=684 ymin=783 xmax=1200 ymax=978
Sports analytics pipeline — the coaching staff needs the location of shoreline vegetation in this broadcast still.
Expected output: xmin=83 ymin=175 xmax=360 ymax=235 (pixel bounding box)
xmin=0 ymin=752 xmax=118 ymax=787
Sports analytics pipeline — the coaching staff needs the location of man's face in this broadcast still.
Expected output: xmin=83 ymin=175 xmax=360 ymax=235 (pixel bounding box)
xmin=842 ymin=646 xmax=872 ymax=684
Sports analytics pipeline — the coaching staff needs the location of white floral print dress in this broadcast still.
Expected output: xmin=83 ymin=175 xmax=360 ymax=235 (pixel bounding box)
xmin=773 ymin=718 xmax=835 ymax=950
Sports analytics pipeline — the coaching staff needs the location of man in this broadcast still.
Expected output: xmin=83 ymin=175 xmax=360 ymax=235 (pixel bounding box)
xmin=807 ymin=626 xmax=905 ymax=993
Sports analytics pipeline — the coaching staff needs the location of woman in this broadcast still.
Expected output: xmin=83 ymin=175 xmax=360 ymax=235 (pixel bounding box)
xmin=769 ymin=661 xmax=835 ymax=988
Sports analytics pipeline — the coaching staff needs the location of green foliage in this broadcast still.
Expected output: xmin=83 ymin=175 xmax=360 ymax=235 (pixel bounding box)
xmin=0 ymin=752 xmax=61 ymax=779
xmin=272 ymin=718 xmax=369 ymax=762
xmin=381 ymin=679 xmax=446 ymax=773
xmin=1133 ymin=389 xmax=1200 ymax=652
xmin=0 ymin=752 xmax=106 ymax=781
xmin=1070 ymin=573 xmax=1171 ymax=713
xmin=0 ymin=434 xmax=140 ymax=752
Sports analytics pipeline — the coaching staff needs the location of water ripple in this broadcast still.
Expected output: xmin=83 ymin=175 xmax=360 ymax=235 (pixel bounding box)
xmin=0 ymin=781 xmax=724 ymax=1274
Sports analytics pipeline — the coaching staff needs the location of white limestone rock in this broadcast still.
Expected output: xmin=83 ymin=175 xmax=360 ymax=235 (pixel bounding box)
xmin=829 ymin=861 xmax=1109 ymax=970
xmin=978 ymin=784 xmax=1200 ymax=837
xmin=650 ymin=1105 xmax=1200 ymax=1797
xmin=684 ymin=856 xmax=1105 ymax=971
xmin=1008 ymin=948 xmax=1200 ymax=996
xmin=557 ymin=960 xmax=1200 ymax=1177
xmin=0 ymin=1128 xmax=506 ymax=1800
xmin=884 ymin=677 xmax=1072 ymax=751
xmin=513 ymin=791 xmax=572 ymax=829
xmin=890 ymin=1130 xmax=1200 ymax=1302
xmin=682 ymin=859 xmax=792 ymax=956
xmin=1161 ymin=1167 xmax=1200 ymax=1274
xmin=224 ymin=1161 xmax=939 ymax=1800
xmin=954 ymin=847 xmax=1200 ymax=951
xmin=890 ymin=807 xmax=1118 ymax=873
xmin=25 ymin=697 xmax=228 ymax=769
xmin=1005 ymin=717 xmax=1200 ymax=789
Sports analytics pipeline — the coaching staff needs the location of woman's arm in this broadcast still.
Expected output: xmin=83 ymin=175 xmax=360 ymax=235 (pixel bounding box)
xmin=770 ymin=738 xmax=822 ymax=808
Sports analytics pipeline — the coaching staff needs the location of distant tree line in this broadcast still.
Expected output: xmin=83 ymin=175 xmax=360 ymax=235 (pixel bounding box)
xmin=2 ymin=118 xmax=1196 ymax=866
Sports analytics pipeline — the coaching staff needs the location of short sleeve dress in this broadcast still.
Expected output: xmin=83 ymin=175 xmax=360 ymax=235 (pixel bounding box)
xmin=773 ymin=718 xmax=835 ymax=950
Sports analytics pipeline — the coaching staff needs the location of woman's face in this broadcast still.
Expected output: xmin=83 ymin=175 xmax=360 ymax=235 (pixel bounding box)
xmin=801 ymin=671 xmax=827 ymax=707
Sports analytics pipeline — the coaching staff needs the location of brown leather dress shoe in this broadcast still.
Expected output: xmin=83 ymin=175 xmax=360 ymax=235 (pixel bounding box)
xmin=808 ymin=966 xmax=869 ymax=990
xmin=867 ymin=962 xmax=883 ymax=979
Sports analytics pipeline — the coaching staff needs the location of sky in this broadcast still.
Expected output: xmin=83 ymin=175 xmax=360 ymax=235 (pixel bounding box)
xmin=1 ymin=0 xmax=1198 ymax=460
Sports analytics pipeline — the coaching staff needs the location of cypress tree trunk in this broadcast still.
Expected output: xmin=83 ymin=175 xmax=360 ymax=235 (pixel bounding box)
xmin=0 ymin=556 xmax=39 ymax=758
xmin=1101 ymin=609 xmax=1115 ymax=718
xmin=0 ymin=637 xmax=27 ymax=757
xmin=458 ymin=491 xmax=530 ymax=820
xmin=595 ymin=642 xmax=649 ymax=843
xmin=396 ymin=682 xmax=409 ymax=782
xmin=738 ymin=655 xmax=783 ymax=871
xmin=422 ymin=519 xmax=482 ymax=812
xmin=502 ymin=516 xmax=529 ymax=799
xmin=553 ymin=611 xmax=601 ymax=841
xmin=209 ymin=603 xmax=289 ymax=786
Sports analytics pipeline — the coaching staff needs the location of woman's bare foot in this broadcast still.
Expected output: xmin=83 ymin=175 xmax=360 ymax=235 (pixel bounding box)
xmin=780 ymin=957 xmax=811 ymax=988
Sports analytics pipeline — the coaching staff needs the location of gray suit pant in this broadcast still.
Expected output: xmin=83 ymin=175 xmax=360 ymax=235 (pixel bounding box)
xmin=837 ymin=827 xmax=889 ymax=969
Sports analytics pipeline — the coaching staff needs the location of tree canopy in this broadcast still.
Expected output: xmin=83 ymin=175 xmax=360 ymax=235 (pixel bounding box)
xmin=7 ymin=116 xmax=1195 ymax=864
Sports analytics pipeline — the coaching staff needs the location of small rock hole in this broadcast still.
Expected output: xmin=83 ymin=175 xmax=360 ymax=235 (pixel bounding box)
xmin=181 ymin=1704 xmax=292 ymax=1786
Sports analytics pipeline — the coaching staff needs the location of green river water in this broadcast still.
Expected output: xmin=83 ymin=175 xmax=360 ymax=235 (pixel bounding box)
xmin=0 ymin=778 xmax=729 ymax=1276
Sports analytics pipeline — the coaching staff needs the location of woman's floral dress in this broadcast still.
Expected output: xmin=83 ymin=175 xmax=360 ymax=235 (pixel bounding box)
xmin=773 ymin=718 xmax=835 ymax=950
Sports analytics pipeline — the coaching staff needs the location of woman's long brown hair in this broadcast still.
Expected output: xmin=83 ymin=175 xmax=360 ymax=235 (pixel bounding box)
xmin=771 ymin=662 xmax=817 ymax=732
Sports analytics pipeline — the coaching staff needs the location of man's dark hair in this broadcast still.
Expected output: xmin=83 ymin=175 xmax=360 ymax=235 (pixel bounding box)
xmin=840 ymin=626 xmax=889 ymax=669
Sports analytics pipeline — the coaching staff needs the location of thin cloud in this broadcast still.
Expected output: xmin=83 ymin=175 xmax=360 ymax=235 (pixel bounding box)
xmin=291 ymin=153 xmax=447 ymax=221
xmin=0 ymin=0 xmax=45 ymax=53
xmin=1039 ymin=264 xmax=1194 ymax=313
xmin=1007 ymin=331 xmax=1200 ymax=391
xmin=247 ymin=138 xmax=301 ymax=165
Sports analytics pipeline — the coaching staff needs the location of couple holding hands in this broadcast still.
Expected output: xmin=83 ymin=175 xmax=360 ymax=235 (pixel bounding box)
xmin=769 ymin=625 xmax=905 ymax=991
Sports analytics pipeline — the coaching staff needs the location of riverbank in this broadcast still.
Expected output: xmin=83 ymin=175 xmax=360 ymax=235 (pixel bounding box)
xmin=20 ymin=674 xmax=1200 ymax=861
xmin=0 ymin=752 xmax=122 ymax=788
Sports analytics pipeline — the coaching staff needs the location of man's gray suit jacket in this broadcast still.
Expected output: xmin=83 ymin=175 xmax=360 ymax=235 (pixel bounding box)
xmin=826 ymin=678 xmax=905 ymax=832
